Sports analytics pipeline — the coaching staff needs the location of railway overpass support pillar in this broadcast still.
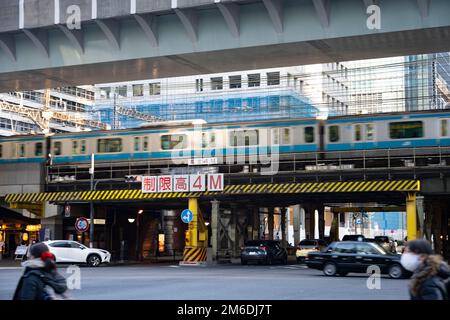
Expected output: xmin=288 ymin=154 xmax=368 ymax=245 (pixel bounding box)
xmin=211 ymin=200 xmax=220 ymax=262
xmin=293 ymin=205 xmax=301 ymax=246
xmin=329 ymin=209 xmax=340 ymax=242
xmin=406 ymin=193 xmax=418 ymax=241
xmin=268 ymin=207 xmax=275 ymax=240
xmin=251 ymin=206 xmax=260 ymax=240
xmin=281 ymin=208 xmax=288 ymax=248
xmin=318 ymin=206 xmax=325 ymax=240
xmin=304 ymin=205 xmax=316 ymax=240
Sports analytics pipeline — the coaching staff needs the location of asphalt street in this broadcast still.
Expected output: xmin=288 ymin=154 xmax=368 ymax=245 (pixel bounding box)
xmin=0 ymin=263 xmax=410 ymax=300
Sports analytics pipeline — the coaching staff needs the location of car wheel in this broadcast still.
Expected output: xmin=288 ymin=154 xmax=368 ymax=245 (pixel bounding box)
xmin=388 ymin=264 xmax=404 ymax=279
xmin=241 ymin=259 xmax=247 ymax=265
xmin=323 ymin=262 xmax=337 ymax=276
xmin=87 ymin=254 xmax=101 ymax=267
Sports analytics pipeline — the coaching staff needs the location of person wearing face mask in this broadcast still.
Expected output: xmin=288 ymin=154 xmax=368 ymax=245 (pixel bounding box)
xmin=401 ymin=239 xmax=449 ymax=300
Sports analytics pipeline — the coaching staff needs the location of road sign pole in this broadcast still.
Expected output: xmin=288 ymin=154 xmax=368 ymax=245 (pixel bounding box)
xmin=89 ymin=153 xmax=95 ymax=248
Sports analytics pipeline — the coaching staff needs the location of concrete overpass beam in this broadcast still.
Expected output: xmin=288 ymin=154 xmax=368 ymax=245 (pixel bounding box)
xmin=312 ymin=0 xmax=330 ymax=29
xmin=133 ymin=14 xmax=158 ymax=47
xmin=262 ymin=0 xmax=283 ymax=34
xmin=23 ymin=29 xmax=49 ymax=57
xmin=57 ymin=25 xmax=84 ymax=54
xmin=175 ymin=8 xmax=198 ymax=43
xmin=217 ymin=2 xmax=240 ymax=38
xmin=0 ymin=35 xmax=16 ymax=62
xmin=95 ymin=19 xmax=121 ymax=50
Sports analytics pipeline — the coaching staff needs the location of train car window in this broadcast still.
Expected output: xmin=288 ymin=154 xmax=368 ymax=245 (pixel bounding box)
xmin=201 ymin=132 xmax=216 ymax=148
xmin=329 ymin=126 xmax=340 ymax=142
xmin=143 ymin=137 xmax=149 ymax=151
xmin=271 ymin=129 xmax=279 ymax=145
xmin=54 ymin=141 xmax=62 ymax=155
xmin=97 ymin=138 xmax=123 ymax=153
xmin=161 ymin=135 xmax=187 ymax=150
xmin=281 ymin=128 xmax=291 ymax=145
xmin=72 ymin=140 xmax=78 ymax=154
xmin=134 ymin=137 xmax=141 ymax=152
xmin=18 ymin=144 xmax=25 ymax=158
xmin=229 ymin=130 xmax=259 ymax=147
xmin=389 ymin=121 xmax=423 ymax=139
xmin=366 ymin=124 xmax=374 ymax=140
xmin=441 ymin=119 xmax=448 ymax=137
xmin=354 ymin=124 xmax=362 ymax=141
xmin=304 ymin=127 xmax=315 ymax=143
xmin=0 ymin=144 xmax=2 ymax=158
xmin=80 ymin=140 xmax=86 ymax=154
xmin=35 ymin=143 xmax=43 ymax=157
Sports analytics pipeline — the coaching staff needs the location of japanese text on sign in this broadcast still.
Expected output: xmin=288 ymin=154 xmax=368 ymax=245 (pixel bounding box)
xmin=142 ymin=174 xmax=224 ymax=193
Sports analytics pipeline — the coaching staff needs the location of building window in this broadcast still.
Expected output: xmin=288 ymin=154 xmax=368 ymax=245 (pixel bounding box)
xmin=304 ymin=127 xmax=315 ymax=143
xmin=132 ymin=84 xmax=144 ymax=97
xmin=97 ymin=138 xmax=123 ymax=153
xmin=229 ymin=75 xmax=242 ymax=89
xmin=53 ymin=141 xmax=62 ymax=156
xmin=248 ymin=74 xmax=260 ymax=87
xmin=389 ymin=121 xmax=424 ymax=139
xmin=143 ymin=137 xmax=149 ymax=151
xmin=134 ymin=137 xmax=141 ymax=152
xmin=161 ymin=134 xmax=188 ymax=150
xmin=149 ymin=83 xmax=161 ymax=95
xmin=34 ymin=143 xmax=43 ymax=157
xmin=329 ymin=126 xmax=340 ymax=142
xmin=267 ymin=72 xmax=280 ymax=86
xmin=441 ymin=119 xmax=448 ymax=137
xmin=117 ymin=86 xmax=127 ymax=98
xmin=211 ymin=77 xmax=223 ymax=90
xmin=196 ymin=79 xmax=204 ymax=92
xmin=354 ymin=124 xmax=362 ymax=141
xmin=229 ymin=130 xmax=259 ymax=147
xmin=366 ymin=124 xmax=374 ymax=140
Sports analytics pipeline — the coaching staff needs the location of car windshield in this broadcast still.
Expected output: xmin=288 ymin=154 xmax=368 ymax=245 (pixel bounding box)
xmin=369 ymin=242 xmax=389 ymax=254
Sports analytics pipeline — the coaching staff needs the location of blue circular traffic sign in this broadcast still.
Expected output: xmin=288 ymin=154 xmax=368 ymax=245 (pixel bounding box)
xmin=181 ymin=209 xmax=193 ymax=223
xmin=75 ymin=217 xmax=89 ymax=233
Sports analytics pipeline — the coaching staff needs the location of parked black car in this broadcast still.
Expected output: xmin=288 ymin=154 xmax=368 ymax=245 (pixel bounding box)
xmin=342 ymin=234 xmax=365 ymax=242
xmin=305 ymin=241 xmax=411 ymax=279
xmin=241 ymin=240 xmax=288 ymax=265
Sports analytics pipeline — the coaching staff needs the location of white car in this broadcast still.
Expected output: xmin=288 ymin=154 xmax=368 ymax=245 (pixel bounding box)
xmin=44 ymin=240 xmax=111 ymax=267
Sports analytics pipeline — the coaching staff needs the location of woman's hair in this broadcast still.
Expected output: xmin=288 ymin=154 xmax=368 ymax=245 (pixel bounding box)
xmin=407 ymin=239 xmax=433 ymax=255
xmin=407 ymin=240 xmax=442 ymax=296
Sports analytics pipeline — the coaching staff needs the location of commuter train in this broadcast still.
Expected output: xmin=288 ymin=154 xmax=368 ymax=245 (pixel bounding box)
xmin=1 ymin=110 xmax=450 ymax=166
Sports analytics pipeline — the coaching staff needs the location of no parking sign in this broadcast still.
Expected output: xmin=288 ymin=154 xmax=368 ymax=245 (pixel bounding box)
xmin=75 ymin=217 xmax=89 ymax=233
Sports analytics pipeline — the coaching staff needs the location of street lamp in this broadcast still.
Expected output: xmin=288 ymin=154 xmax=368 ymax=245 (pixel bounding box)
xmin=128 ymin=218 xmax=135 ymax=223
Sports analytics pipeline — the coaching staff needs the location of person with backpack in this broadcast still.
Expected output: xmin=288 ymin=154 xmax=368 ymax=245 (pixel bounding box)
xmin=401 ymin=239 xmax=449 ymax=300
xmin=13 ymin=242 xmax=68 ymax=300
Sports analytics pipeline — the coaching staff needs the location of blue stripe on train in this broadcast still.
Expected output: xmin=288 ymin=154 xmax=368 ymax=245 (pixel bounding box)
xmin=325 ymin=138 xmax=450 ymax=151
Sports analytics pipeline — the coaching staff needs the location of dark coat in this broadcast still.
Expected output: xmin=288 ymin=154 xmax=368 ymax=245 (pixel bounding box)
xmin=13 ymin=260 xmax=67 ymax=300
xmin=410 ymin=263 xmax=450 ymax=300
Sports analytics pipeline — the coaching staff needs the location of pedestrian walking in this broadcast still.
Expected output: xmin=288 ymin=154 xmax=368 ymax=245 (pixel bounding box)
xmin=13 ymin=242 xmax=68 ymax=300
xmin=401 ymin=239 xmax=449 ymax=300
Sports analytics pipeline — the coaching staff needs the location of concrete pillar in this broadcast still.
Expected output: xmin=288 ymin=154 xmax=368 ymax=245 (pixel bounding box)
xmin=268 ymin=207 xmax=274 ymax=240
xmin=293 ymin=205 xmax=301 ymax=246
xmin=281 ymin=208 xmax=288 ymax=247
xmin=211 ymin=200 xmax=219 ymax=261
xmin=416 ymin=195 xmax=424 ymax=239
xmin=260 ymin=209 xmax=266 ymax=239
xmin=230 ymin=205 xmax=238 ymax=257
xmin=318 ymin=206 xmax=325 ymax=240
xmin=329 ymin=211 xmax=340 ymax=242
xmin=304 ymin=205 xmax=315 ymax=240
xmin=162 ymin=210 xmax=177 ymax=255
xmin=252 ymin=207 xmax=259 ymax=240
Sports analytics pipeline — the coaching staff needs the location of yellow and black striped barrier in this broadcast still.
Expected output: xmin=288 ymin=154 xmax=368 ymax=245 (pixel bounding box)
xmin=179 ymin=247 xmax=207 ymax=265
xmin=4 ymin=180 xmax=420 ymax=204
